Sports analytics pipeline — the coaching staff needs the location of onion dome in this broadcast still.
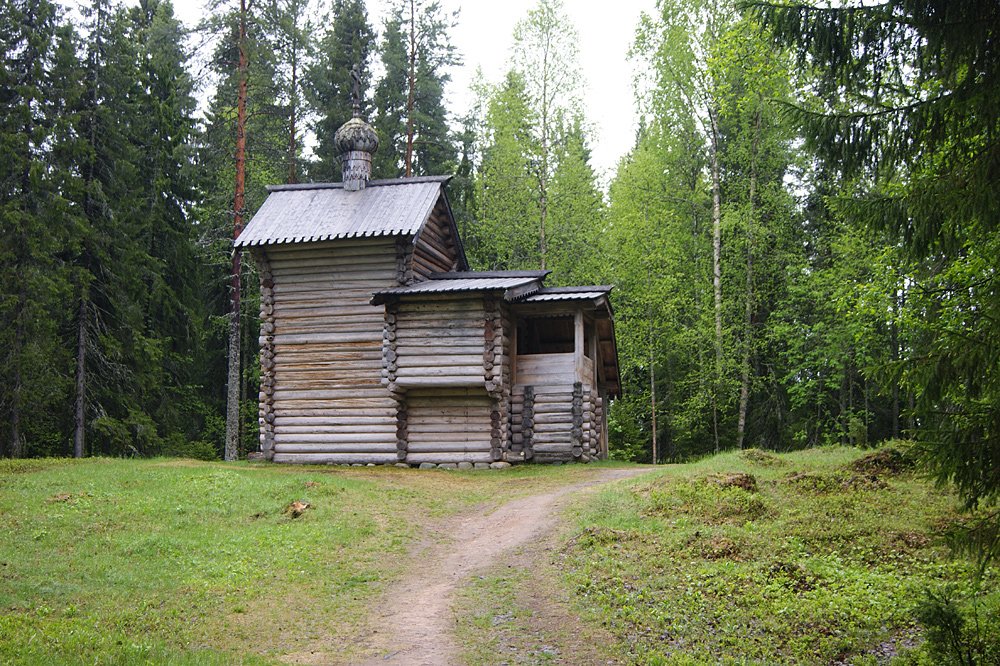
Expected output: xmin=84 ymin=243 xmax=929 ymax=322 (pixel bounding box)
xmin=334 ymin=113 xmax=380 ymax=156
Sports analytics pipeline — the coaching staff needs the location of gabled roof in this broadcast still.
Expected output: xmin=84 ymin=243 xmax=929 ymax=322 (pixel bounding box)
xmin=235 ymin=176 xmax=450 ymax=247
xmin=371 ymin=271 xmax=545 ymax=305
xmin=521 ymin=286 xmax=614 ymax=305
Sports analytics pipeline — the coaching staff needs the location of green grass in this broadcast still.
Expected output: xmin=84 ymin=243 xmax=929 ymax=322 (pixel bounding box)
xmin=5 ymin=451 xmax=994 ymax=665
xmin=0 ymin=457 xmax=613 ymax=664
xmin=561 ymin=446 xmax=999 ymax=665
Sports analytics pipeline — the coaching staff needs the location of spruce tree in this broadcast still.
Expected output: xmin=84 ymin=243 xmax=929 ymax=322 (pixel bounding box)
xmin=371 ymin=0 xmax=459 ymax=179
xmin=753 ymin=0 xmax=1000 ymax=559
xmin=306 ymin=0 xmax=374 ymax=181
xmin=200 ymin=0 xmax=285 ymax=458
xmin=468 ymin=70 xmax=539 ymax=270
xmin=0 ymin=0 xmax=77 ymax=457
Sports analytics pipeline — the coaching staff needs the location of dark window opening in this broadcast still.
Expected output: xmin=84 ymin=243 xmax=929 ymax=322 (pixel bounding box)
xmin=517 ymin=316 xmax=574 ymax=354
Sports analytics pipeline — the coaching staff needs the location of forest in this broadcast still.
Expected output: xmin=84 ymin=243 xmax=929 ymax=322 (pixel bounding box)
xmin=2 ymin=0 xmax=997 ymax=528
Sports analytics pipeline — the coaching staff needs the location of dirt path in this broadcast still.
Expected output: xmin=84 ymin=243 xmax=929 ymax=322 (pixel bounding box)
xmin=343 ymin=467 xmax=651 ymax=666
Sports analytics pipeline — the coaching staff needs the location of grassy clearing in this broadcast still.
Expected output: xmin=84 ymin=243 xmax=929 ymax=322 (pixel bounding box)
xmin=0 ymin=457 xmax=614 ymax=665
xmin=561 ymin=446 xmax=999 ymax=665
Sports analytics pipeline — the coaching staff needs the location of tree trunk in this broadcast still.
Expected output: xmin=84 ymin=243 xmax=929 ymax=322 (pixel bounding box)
xmin=287 ymin=13 xmax=298 ymax=185
xmin=9 ymin=299 xmax=24 ymax=458
xmin=709 ymin=107 xmax=723 ymax=454
xmin=538 ymin=28 xmax=549 ymax=270
xmin=889 ymin=293 xmax=901 ymax=438
xmin=404 ymin=0 xmax=416 ymax=177
xmin=225 ymin=0 xmax=249 ymax=462
xmin=649 ymin=295 xmax=657 ymax=465
xmin=74 ymin=297 xmax=87 ymax=458
xmin=736 ymin=110 xmax=761 ymax=450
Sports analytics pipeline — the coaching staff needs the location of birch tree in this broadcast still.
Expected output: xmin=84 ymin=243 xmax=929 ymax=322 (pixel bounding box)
xmin=511 ymin=0 xmax=581 ymax=270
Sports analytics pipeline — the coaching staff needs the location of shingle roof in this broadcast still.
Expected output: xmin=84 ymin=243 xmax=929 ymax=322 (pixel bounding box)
xmin=430 ymin=270 xmax=551 ymax=280
xmin=521 ymin=286 xmax=613 ymax=303
xmin=371 ymin=273 xmax=544 ymax=305
xmin=235 ymin=177 xmax=449 ymax=247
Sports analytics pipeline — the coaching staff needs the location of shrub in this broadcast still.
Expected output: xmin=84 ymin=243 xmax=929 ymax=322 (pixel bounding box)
xmin=161 ymin=435 xmax=219 ymax=461
xmin=913 ymin=585 xmax=1000 ymax=665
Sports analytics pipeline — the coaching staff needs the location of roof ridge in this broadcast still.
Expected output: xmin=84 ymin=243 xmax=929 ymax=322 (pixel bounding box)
xmin=429 ymin=270 xmax=551 ymax=280
xmin=266 ymin=175 xmax=451 ymax=192
xmin=535 ymin=285 xmax=614 ymax=293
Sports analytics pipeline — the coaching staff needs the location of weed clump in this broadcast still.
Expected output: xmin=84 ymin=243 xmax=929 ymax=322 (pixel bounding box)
xmin=783 ymin=469 xmax=888 ymax=493
xmin=767 ymin=561 xmax=818 ymax=593
xmin=850 ymin=446 xmax=914 ymax=476
xmin=569 ymin=526 xmax=636 ymax=548
xmin=699 ymin=535 xmax=745 ymax=561
xmin=739 ymin=448 xmax=785 ymax=467
xmin=647 ymin=476 xmax=770 ymax=524
xmin=782 ymin=471 xmax=839 ymax=493
xmin=707 ymin=472 xmax=758 ymax=492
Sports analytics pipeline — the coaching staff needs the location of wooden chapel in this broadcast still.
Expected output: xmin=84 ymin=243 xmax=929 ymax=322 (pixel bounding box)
xmin=235 ymin=104 xmax=620 ymax=467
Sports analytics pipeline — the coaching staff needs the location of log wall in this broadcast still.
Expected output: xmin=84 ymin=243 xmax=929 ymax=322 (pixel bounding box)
xmin=389 ymin=296 xmax=488 ymax=390
xmin=404 ymin=388 xmax=494 ymax=464
xmin=510 ymin=346 xmax=606 ymax=463
xmin=263 ymin=239 xmax=401 ymax=464
xmin=255 ymin=252 xmax=276 ymax=460
xmin=411 ymin=199 xmax=460 ymax=279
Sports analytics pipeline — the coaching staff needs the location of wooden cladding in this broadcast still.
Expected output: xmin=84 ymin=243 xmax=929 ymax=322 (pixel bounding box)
xmin=411 ymin=200 xmax=460 ymax=279
xmin=388 ymin=297 xmax=490 ymax=390
xmin=404 ymin=388 xmax=493 ymax=464
xmin=262 ymin=240 xmax=401 ymax=464
xmin=509 ymin=383 xmax=604 ymax=463
xmin=252 ymin=223 xmax=611 ymax=465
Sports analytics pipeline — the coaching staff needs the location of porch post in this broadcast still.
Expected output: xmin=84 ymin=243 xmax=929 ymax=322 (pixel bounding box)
xmin=574 ymin=309 xmax=585 ymax=380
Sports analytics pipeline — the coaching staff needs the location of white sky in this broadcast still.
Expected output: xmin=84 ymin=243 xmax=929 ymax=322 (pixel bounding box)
xmin=174 ymin=0 xmax=658 ymax=182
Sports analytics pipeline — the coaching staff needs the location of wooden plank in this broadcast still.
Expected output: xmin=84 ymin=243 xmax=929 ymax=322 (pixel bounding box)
xmin=532 ymin=433 xmax=575 ymax=445
xmin=275 ymin=414 xmax=396 ymax=425
xmin=405 ymin=388 xmax=489 ymax=399
xmin=516 ymin=353 xmax=574 ymax=375
xmin=395 ymin=379 xmax=484 ymax=390
xmin=574 ymin=310 xmax=585 ymax=380
xmin=271 ymin=361 xmax=384 ymax=373
xmin=270 ymin=288 xmax=388 ymax=303
xmin=268 ymin=239 xmax=397 ymax=258
xmin=273 ymin=348 xmax=383 ymax=359
xmin=270 ymin=260 xmax=396 ymax=275
xmin=395 ymin=366 xmax=484 ymax=377
xmin=531 ymin=416 xmax=575 ymax=428
xmin=396 ymin=355 xmax=484 ymax=368
xmin=272 ymin=389 xmax=392 ymax=401
xmin=532 ymin=442 xmax=574 ymax=453
xmin=407 ymin=436 xmax=490 ymax=453
xmin=395 ymin=341 xmax=484 ymax=352
xmin=272 ymin=453 xmax=398 ymax=464
xmin=272 ymin=307 xmax=379 ymax=319
xmin=515 ymin=372 xmax=576 ymax=386
xmin=274 ymin=370 xmax=382 ymax=381
xmin=525 ymin=387 xmax=576 ymax=397
xmin=407 ymin=414 xmax=494 ymax=426
xmin=406 ymin=424 xmax=492 ymax=437
xmin=274 ymin=433 xmax=396 ymax=445
xmin=275 ymin=425 xmax=397 ymax=434
xmin=272 ymin=270 xmax=396 ymax=283
xmin=271 ymin=280 xmax=394 ymax=294
xmin=271 ymin=406 xmax=396 ymax=417
xmin=405 ymin=452 xmax=492 ymax=464
xmin=271 ymin=330 xmax=383 ymax=344
xmin=394 ymin=319 xmax=486 ymax=331
xmin=395 ymin=327 xmax=483 ymax=339
xmin=397 ymin=303 xmax=483 ymax=316
xmin=270 ymin=253 xmax=398 ymax=268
